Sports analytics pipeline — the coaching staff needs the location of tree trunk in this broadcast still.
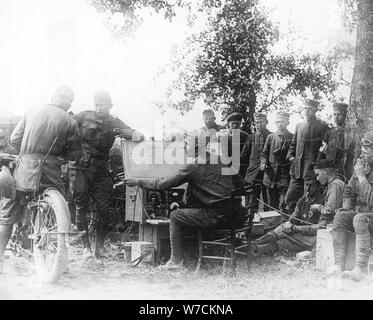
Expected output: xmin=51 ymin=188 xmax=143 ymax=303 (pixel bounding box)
xmin=348 ymin=0 xmax=373 ymax=136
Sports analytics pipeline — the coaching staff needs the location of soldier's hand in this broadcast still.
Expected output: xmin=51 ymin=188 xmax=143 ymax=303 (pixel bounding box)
xmin=113 ymin=128 xmax=123 ymax=135
xmin=289 ymin=157 xmax=295 ymax=162
xmin=123 ymin=178 xmax=139 ymax=187
xmin=310 ymin=204 xmax=322 ymax=212
xmin=283 ymin=221 xmax=294 ymax=234
xmin=260 ymin=164 xmax=266 ymax=171
xmin=354 ymin=158 xmax=369 ymax=182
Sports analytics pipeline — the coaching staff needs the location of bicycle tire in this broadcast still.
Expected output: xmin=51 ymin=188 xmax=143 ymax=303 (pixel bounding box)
xmin=33 ymin=188 xmax=71 ymax=283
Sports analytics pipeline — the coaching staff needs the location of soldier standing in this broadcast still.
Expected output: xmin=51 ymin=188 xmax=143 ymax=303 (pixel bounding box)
xmin=241 ymin=113 xmax=271 ymax=214
xmin=69 ymin=91 xmax=144 ymax=258
xmin=261 ymin=111 xmax=293 ymax=218
xmin=319 ymin=102 xmax=360 ymax=181
xmin=285 ymin=99 xmax=329 ymax=213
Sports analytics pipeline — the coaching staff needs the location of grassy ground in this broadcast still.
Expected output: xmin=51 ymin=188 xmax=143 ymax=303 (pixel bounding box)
xmin=2 ymin=245 xmax=373 ymax=300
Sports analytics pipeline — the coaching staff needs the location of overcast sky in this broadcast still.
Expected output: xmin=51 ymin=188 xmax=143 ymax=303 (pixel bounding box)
xmin=0 ymin=0 xmax=354 ymax=136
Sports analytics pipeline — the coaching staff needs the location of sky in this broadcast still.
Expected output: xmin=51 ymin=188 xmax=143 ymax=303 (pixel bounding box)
xmin=0 ymin=0 xmax=354 ymax=135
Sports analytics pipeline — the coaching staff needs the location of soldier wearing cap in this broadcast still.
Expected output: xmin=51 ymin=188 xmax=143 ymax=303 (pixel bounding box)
xmin=0 ymin=86 xmax=82 ymax=272
xmin=222 ymin=113 xmax=249 ymax=177
xmin=329 ymin=130 xmax=373 ymax=282
xmin=260 ymin=111 xmax=293 ymax=217
xmin=69 ymin=91 xmax=144 ymax=258
xmin=285 ymin=99 xmax=329 ymax=214
xmin=319 ymin=102 xmax=360 ymax=181
xmin=241 ymin=113 xmax=271 ymax=214
xmin=251 ymin=159 xmax=344 ymax=256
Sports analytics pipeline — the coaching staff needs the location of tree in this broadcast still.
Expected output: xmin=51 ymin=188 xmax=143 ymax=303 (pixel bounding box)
xmin=156 ymin=0 xmax=346 ymax=132
xmin=344 ymin=0 xmax=373 ymax=135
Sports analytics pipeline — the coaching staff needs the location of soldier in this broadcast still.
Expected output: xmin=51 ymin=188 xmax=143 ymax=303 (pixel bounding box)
xmin=319 ymin=102 xmax=360 ymax=181
xmin=0 ymin=86 xmax=82 ymax=272
xmin=285 ymin=99 xmax=329 ymax=213
xmin=261 ymin=111 xmax=293 ymax=218
xmin=241 ymin=113 xmax=271 ymax=214
xmin=220 ymin=113 xmax=249 ymax=178
xmin=329 ymin=131 xmax=373 ymax=281
xmin=123 ymin=134 xmax=246 ymax=270
xmin=200 ymin=109 xmax=224 ymax=133
xmin=252 ymin=160 xmax=344 ymax=255
xmin=69 ymin=91 xmax=144 ymax=258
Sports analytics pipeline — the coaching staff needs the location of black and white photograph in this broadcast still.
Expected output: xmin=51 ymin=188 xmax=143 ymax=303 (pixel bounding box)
xmin=0 ymin=0 xmax=372 ymax=304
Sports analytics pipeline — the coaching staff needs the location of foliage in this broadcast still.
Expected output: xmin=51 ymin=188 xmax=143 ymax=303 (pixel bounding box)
xmin=89 ymin=0 xmax=182 ymax=37
xmin=339 ymin=0 xmax=358 ymax=31
xmin=156 ymin=0 xmax=348 ymax=132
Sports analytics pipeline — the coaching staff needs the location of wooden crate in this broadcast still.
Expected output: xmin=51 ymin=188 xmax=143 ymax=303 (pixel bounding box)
xmin=316 ymin=228 xmax=356 ymax=272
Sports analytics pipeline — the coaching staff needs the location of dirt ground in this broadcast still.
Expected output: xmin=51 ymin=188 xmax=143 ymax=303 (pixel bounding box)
xmin=2 ymin=244 xmax=373 ymax=300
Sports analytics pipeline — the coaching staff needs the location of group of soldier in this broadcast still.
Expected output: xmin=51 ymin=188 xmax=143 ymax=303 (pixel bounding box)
xmin=0 ymin=86 xmax=144 ymax=270
xmin=201 ymin=99 xmax=373 ymax=282
xmin=0 ymin=86 xmax=373 ymax=284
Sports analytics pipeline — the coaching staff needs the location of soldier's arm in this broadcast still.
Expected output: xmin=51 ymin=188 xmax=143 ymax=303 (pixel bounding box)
xmin=342 ymin=175 xmax=358 ymax=209
xmin=112 ymin=117 xmax=144 ymax=141
xmin=260 ymin=135 xmax=271 ymax=167
xmin=286 ymin=125 xmax=297 ymax=160
xmin=239 ymin=135 xmax=251 ymax=177
xmin=137 ymin=165 xmax=194 ymax=191
xmin=289 ymin=196 xmax=303 ymax=225
xmin=62 ymin=117 xmax=83 ymax=161
xmin=319 ymin=181 xmax=345 ymax=226
xmin=9 ymin=116 xmax=26 ymax=153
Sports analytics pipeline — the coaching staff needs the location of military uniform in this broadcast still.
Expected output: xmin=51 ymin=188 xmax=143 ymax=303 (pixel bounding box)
xmin=261 ymin=129 xmax=293 ymax=214
xmin=69 ymin=107 xmax=136 ymax=254
xmin=136 ymin=155 xmax=246 ymax=264
xmin=0 ymin=86 xmax=80 ymax=268
xmin=253 ymin=176 xmax=344 ymax=253
xmin=321 ymin=127 xmax=360 ymax=181
xmin=241 ymin=127 xmax=271 ymax=213
xmin=332 ymin=136 xmax=373 ymax=278
xmin=285 ymin=116 xmax=329 ymax=212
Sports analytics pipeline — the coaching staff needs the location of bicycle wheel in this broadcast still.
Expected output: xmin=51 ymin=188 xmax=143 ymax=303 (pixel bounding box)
xmin=33 ymin=188 xmax=71 ymax=283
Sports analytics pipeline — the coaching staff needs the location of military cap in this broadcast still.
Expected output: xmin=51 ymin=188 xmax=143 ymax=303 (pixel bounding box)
xmin=226 ymin=113 xmax=243 ymax=122
xmin=94 ymin=91 xmax=113 ymax=106
xmin=333 ymin=102 xmax=348 ymax=113
xmin=275 ymin=111 xmax=290 ymax=120
xmin=52 ymin=86 xmax=74 ymax=107
xmin=304 ymin=99 xmax=320 ymax=109
xmin=313 ymin=159 xmax=334 ymax=170
xmin=254 ymin=113 xmax=268 ymax=121
xmin=361 ymin=130 xmax=373 ymax=147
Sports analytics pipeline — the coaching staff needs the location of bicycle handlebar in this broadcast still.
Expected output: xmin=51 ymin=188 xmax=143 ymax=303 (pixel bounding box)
xmin=0 ymin=152 xmax=18 ymax=162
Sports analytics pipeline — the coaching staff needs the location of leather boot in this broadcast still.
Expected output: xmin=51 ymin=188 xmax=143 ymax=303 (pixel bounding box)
xmin=95 ymin=224 xmax=109 ymax=259
xmin=332 ymin=230 xmax=349 ymax=271
xmin=0 ymin=224 xmax=13 ymax=273
xmin=252 ymin=231 xmax=278 ymax=246
xmin=251 ymin=242 xmax=279 ymax=257
xmin=343 ymin=233 xmax=371 ymax=282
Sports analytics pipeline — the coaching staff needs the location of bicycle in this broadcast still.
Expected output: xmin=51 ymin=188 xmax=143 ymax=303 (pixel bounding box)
xmin=0 ymin=152 xmax=82 ymax=283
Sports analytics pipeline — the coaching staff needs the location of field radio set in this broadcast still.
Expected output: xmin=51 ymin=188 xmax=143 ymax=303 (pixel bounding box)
xmin=121 ymin=139 xmax=188 ymax=224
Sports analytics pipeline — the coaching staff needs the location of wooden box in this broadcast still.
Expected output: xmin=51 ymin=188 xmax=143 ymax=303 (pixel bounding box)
xmin=316 ymin=228 xmax=356 ymax=272
xmin=123 ymin=241 xmax=155 ymax=265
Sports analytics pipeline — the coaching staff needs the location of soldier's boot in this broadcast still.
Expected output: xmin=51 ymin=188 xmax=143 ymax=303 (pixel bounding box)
xmin=343 ymin=233 xmax=371 ymax=282
xmin=331 ymin=230 xmax=349 ymax=274
xmin=0 ymin=224 xmax=13 ymax=273
xmin=250 ymin=242 xmax=279 ymax=257
xmin=252 ymin=231 xmax=278 ymax=246
xmin=95 ymin=225 xmax=109 ymax=259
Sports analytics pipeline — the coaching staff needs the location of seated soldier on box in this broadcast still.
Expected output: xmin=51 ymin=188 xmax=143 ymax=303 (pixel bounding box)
xmin=329 ymin=130 xmax=373 ymax=282
xmin=251 ymin=160 xmax=344 ymax=255
xmin=123 ymin=134 xmax=247 ymax=270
